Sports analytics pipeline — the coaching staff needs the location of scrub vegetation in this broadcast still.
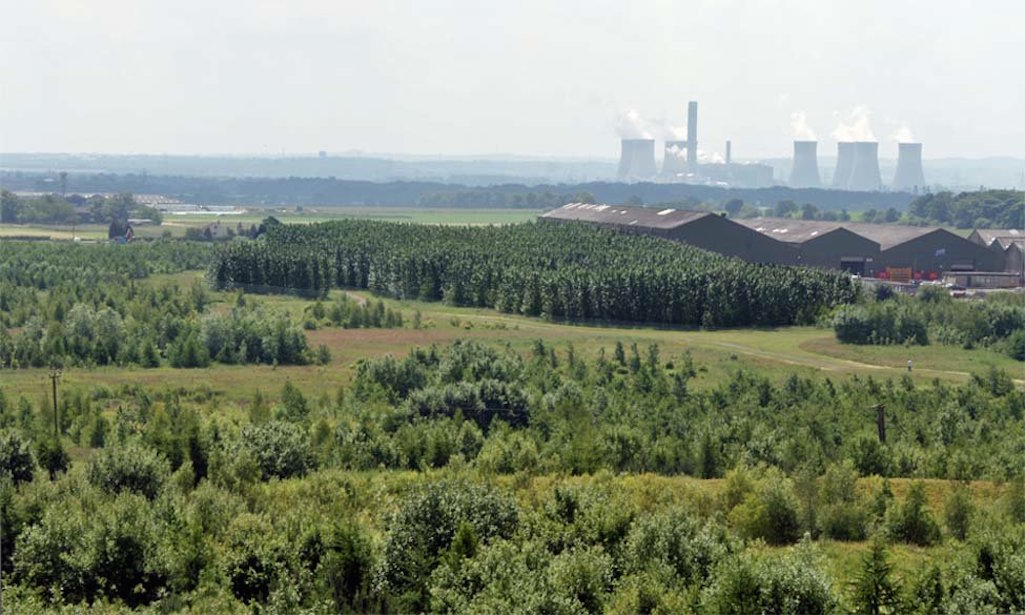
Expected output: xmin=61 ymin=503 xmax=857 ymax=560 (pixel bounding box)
xmin=1 ymin=232 xmax=1023 ymax=613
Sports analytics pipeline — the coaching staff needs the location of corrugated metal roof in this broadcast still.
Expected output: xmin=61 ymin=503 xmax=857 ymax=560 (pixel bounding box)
xmin=541 ymin=203 xmax=712 ymax=230
xmin=733 ymin=218 xmax=851 ymax=244
xmin=830 ymin=222 xmax=942 ymax=250
xmin=974 ymin=229 xmax=1025 ymax=248
xmin=736 ymin=218 xmax=957 ymax=250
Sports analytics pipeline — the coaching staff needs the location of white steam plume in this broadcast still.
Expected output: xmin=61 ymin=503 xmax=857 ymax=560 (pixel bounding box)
xmin=616 ymin=110 xmax=654 ymax=139
xmin=890 ymin=123 xmax=915 ymax=143
xmin=790 ymin=111 xmax=816 ymax=140
xmin=831 ymin=106 xmax=875 ymax=141
xmin=665 ymin=144 xmax=687 ymax=159
xmin=697 ymin=149 xmax=724 ymax=164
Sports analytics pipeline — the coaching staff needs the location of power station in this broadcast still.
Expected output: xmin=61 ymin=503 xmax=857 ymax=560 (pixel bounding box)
xmin=847 ymin=141 xmax=883 ymax=191
xmin=789 ymin=141 xmax=821 ymax=188
xmin=616 ymin=100 xmax=928 ymax=192
xmin=617 ymin=139 xmax=658 ymax=181
xmin=892 ymin=142 xmax=926 ymax=191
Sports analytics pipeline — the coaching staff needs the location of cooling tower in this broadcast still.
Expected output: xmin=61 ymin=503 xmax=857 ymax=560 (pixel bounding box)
xmin=617 ymin=139 xmax=657 ymax=181
xmin=847 ymin=141 xmax=882 ymax=191
xmin=662 ymin=140 xmax=688 ymax=177
xmin=687 ymin=101 xmax=698 ymax=170
xmin=789 ymin=140 xmax=821 ymax=188
xmin=831 ymin=142 xmax=855 ymax=188
xmin=891 ymin=142 xmax=926 ymax=191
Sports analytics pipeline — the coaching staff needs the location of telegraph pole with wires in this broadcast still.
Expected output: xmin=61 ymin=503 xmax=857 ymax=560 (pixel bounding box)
xmin=49 ymin=365 xmax=62 ymax=438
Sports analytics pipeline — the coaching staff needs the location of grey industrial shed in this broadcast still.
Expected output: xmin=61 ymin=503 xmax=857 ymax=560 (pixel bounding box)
xmin=967 ymin=228 xmax=1025 ymax=248
xmin=540 ymin=204 xmax=796 ymax=265
xmin=842 ymin=223 xmax=1000 ymax=274
xmin=735 ymin=218 xmax=880 ymax=274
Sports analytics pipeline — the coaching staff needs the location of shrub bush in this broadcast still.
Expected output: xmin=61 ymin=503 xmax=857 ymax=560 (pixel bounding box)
xmin=622 ymin=507 xmax=733 ymax=585
xmin=729 ymin=472 xmax=802 ymax=545
xmin=223 ymin=513 xmax=288 ymax=604
xmin=886 ymin=482 xmax=941 ymax=546
xmin=237 ymin=420 xmax=316 ymax=480
xmin=86 ymin=441 xmax=169 ymax=499
xmin=381 ymin=481 xmax=518 ymax=612
xmin=0 ymin=430 xmax=35 ymax=485
xmin=702 ymin=545 xmax=836 ymax=614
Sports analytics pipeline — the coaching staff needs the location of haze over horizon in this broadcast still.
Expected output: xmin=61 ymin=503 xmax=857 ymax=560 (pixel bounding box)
xmin=2 ymin=0 xmax=1023 ymax=160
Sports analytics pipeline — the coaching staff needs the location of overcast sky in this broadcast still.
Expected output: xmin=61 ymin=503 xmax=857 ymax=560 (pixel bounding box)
xmin=2 ymin=0 xmax=1022 ymax=159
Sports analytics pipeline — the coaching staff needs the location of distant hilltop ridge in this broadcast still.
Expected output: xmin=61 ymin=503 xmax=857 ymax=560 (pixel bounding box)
xmin=1 ymin=153 xmax=1022 ymax=190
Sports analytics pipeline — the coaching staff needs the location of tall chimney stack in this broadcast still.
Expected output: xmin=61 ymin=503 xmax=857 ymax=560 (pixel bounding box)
xmin=726 ymin=140 xmax=732 ymax=166
xmin=618 ymin=139 xmax=657 ymax=181
xmin=848 ymin=141 xmax=882 ymax=191
xmin=686 ymin=101 xmax=698 ymax=171
xmin=789 ymin=141 xmax=821 ymax=188
xmin=891 ymin=142 xmax=925 ymax=192
xmin=662 ymin=140 xmax=688 ymax=178
xmin=832 ymin=142 xmax=855 ymax=189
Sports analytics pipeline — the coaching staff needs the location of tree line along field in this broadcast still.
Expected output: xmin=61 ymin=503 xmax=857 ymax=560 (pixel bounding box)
xmin=1 ymin=233 xmax=1025 ymax=613
xmin=209 ymin=220 xmax=858 ymax=327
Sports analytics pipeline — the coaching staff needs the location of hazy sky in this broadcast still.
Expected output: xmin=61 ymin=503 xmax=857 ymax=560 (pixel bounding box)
xmin=2 ymin=0 xmax=1022 ymax=159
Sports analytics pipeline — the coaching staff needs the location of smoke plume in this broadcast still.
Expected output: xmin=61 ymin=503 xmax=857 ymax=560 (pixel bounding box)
xmin=890 ymin=123 xmax=915 ymax=143
xmin=616 ymin=110 xmax=654 ymax=139
xmin=830 ymin=106 xmax=875 ymax=141
xmin=790 ymin=111 xmax=816 ymax=140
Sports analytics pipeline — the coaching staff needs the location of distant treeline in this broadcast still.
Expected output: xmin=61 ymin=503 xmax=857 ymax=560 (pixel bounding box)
xmin=0 ymin=190 xmax=162 ymax=226
xmin=907 ymin=190 xmax=1024 ymax=229
xmin=1 ymin=171 xmax=916 ymax=210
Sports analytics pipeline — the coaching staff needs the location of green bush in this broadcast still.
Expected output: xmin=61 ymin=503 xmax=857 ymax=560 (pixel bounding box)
xmin=622 ymin=507 xmax=733 ymax=585
xmin=320 ymin=521 xmax=380 ymax=613
xmin=729 ymin=472 xmax=802 ymax=545
xmin=702 ymin=545 xmax=836 ymax=614
xmin=886 ymin=482 xmax=941 ymax=546
xmin=223 ymin=513 xmax=287 ymax=604
xmin=86 ymin=441 xmax=169 ymax=499
xmin=381 ymin=481 xmax=518 ymax=612
xmin=820 ymin=461 xmax=869 ymax=541
xmin=850 ymin=537 xmax=899 ymax=615
xmin=944 ymin=484 xmax=975 ymax=541
xmin=35 ymin=437 xmax=69 ymax=480
xmin=0 ymin=430 xmax=35 ymax=484
xmin=14 ymin=492 xmax=168 ymax=606
xmin=237 ymin=420 xmax=316 ymax=480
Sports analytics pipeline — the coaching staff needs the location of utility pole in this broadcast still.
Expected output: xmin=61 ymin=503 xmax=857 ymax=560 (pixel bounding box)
xmin=873 ymin=404 xmax=886 ymax=444
xmin=49 ymin=366 xmax=61 ymax=438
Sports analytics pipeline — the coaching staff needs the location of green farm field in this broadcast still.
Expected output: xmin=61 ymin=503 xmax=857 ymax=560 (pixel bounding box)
xmin=0 ymin=207 xmax=542 ymax=241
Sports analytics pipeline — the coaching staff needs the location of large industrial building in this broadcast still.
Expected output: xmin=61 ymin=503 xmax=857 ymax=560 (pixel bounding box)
xmin=540 ymin=204 xmax=794 ymax=264
xmin=734 ymin=219 xmax=879 ymax=273
xmin=969 ymin=229 xmax=1025 ymax=280
xmin=541 ymin=204 xmax=1008 ymax=282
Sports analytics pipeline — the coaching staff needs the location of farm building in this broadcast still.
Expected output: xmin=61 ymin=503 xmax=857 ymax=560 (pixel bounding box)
xmin=540 ymin=204 xmax=1012 ymax=283
xmin=738 ymin=219 xmax=1000 ymax=279
xmin=1002 ymin=241 xmax=1025 ymax=280
xmin=540 ymin=203 xmax=795 ymax=264
xmin=968 ymin=229 xmax=1025 ymax=276
xmin=968 ymin=228 xmax=1024 ymax=248
xmin=840 ymin=223 xmax=1000 ymax=278
xmin=734 ymin=218 xmax=880 ymax=274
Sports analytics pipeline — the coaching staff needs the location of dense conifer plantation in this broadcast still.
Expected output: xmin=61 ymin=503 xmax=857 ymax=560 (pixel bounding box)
xmin=209 ymin=220 xmax=859 ymax=327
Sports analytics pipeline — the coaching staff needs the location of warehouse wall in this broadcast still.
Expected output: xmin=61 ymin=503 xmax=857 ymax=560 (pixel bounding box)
xmin=668 ymin=215 xmax=796 ymax=265
xmin=877 ymin=229 xmax=1000 ymax=274
xmin=796 ymin=228 xmax=880 ymax=271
